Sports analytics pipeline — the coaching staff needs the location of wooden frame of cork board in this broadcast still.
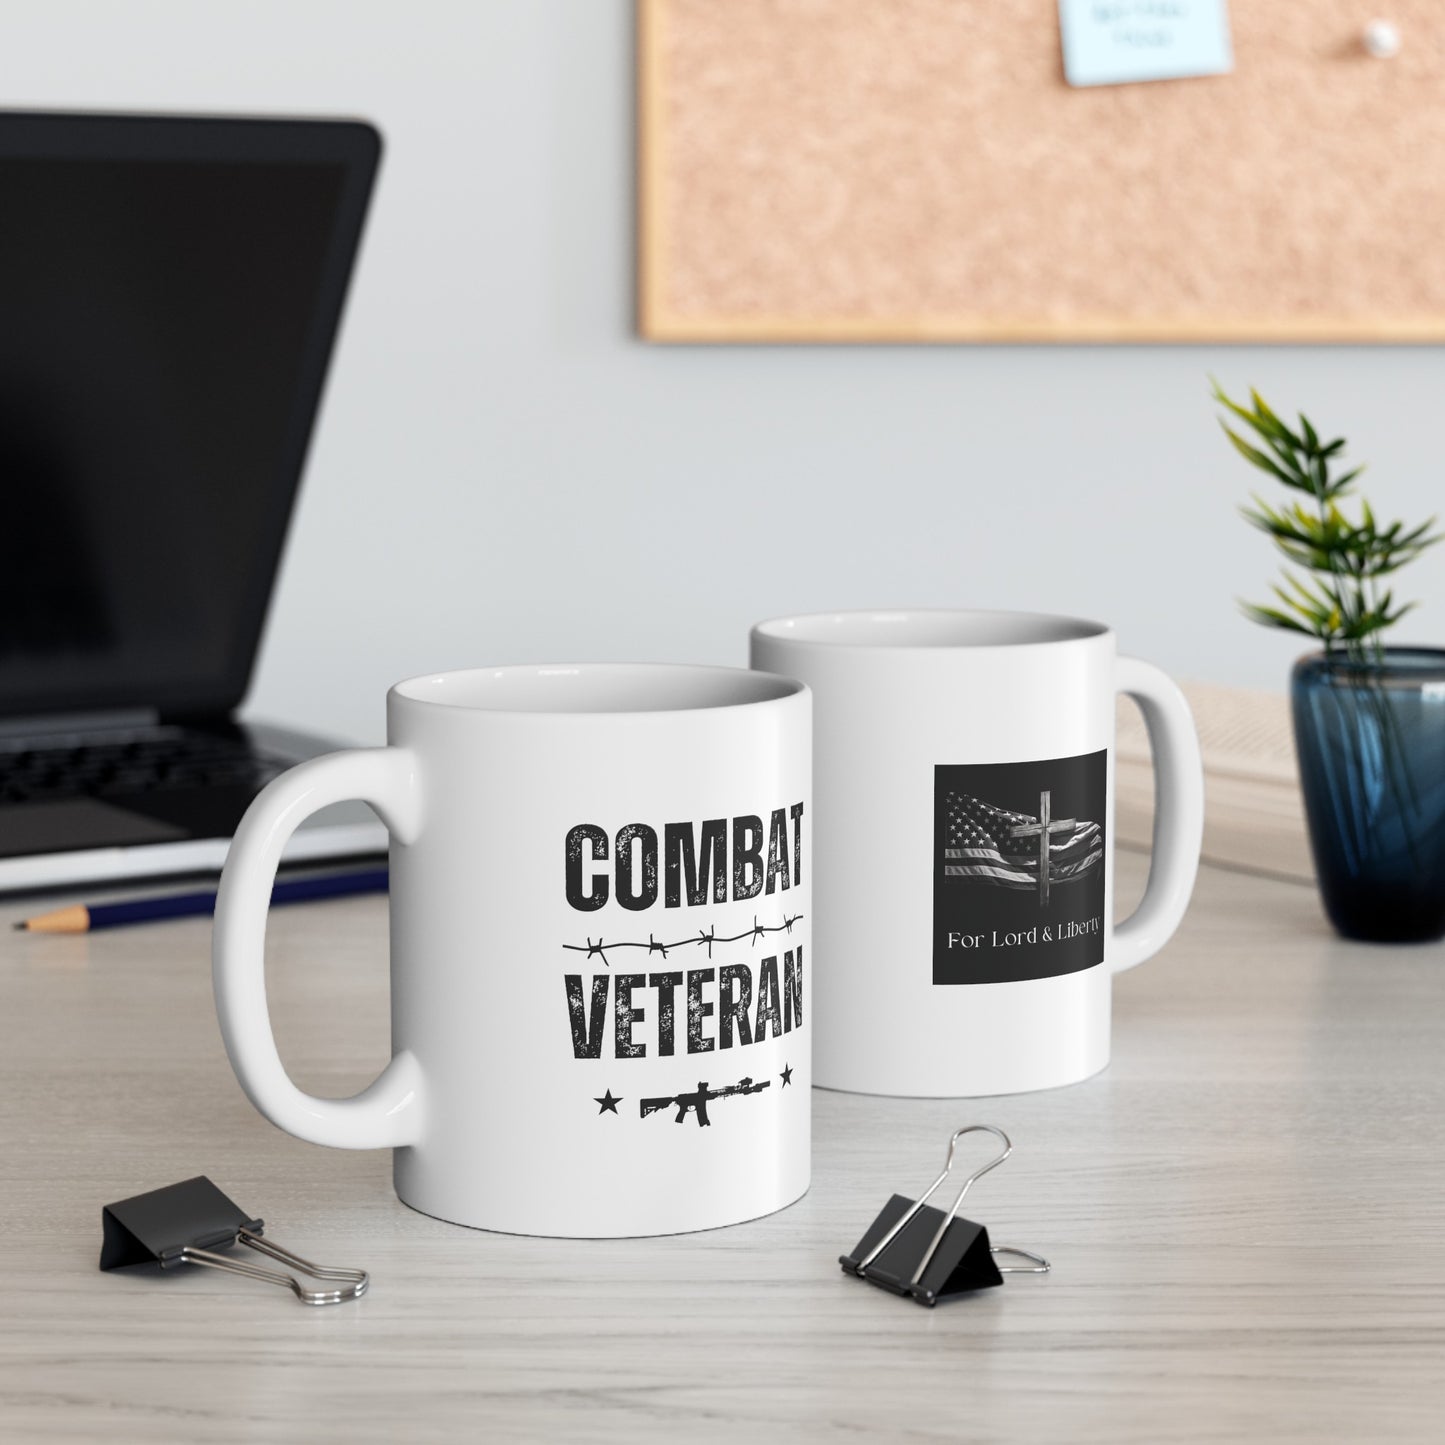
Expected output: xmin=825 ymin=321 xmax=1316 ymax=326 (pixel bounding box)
xmin=637 ymin=0 xmax=1445 ymax=343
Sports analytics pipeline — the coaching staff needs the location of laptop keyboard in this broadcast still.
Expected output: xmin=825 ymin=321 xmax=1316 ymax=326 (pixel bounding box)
xmin=0 ymin=729 xmax=288 ymax=805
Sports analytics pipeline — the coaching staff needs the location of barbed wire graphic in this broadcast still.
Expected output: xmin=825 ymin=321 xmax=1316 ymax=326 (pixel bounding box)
xmin=563 ymin=913 xmax=804 ymax=966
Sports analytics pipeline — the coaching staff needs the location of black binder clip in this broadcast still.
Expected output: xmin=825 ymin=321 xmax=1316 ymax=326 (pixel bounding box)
xmin=100 ymin=1176 xmax=368 ymax=1306
xmin=839 ymin=1125 xmax=1050 ymax=1306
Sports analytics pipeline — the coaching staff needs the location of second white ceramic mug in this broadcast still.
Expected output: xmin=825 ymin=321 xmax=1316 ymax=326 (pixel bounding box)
xmin=750 ymin=610 xmax=1203 ymax=1097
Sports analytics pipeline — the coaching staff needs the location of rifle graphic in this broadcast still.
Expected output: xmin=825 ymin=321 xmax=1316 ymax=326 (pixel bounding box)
xmin=639 ymin=1076 xmax=771 ymax=1127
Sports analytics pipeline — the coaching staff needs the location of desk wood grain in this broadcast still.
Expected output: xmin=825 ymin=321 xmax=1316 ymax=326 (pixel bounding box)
xmin=2 ymin=855 xmax=1443 ymax=1443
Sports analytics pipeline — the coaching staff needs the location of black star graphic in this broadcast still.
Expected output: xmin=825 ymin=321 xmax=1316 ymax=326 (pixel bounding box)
xmin=595 ymin=1089 xmax=621 ymax=1114
xmin=779 ymin=1064 xmax=793 ymax=1087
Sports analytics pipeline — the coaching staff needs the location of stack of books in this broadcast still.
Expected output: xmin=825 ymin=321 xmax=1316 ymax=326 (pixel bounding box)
xmin=1115 ymin=682 xmax=1313 ymax=883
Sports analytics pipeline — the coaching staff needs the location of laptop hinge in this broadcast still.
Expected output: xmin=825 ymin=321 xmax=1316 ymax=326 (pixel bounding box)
xmin=0 ymin=708 xmax=162 ymax=741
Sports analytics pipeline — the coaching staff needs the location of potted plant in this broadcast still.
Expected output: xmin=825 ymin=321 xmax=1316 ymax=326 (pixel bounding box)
xmin=1214 ymin=382 xmax=1445 ymax=942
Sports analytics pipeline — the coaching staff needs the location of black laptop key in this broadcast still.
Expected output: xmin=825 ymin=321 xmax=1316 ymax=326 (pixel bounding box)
xmin=0 ymin=732 xmax=288 ymax=805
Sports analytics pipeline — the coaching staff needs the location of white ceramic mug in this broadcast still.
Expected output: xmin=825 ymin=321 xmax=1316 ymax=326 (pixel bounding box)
xmin=212 ymin=664 xmax=812 ymax=1237
xmin=750 ymin=611 xmax=1203 ymax=1097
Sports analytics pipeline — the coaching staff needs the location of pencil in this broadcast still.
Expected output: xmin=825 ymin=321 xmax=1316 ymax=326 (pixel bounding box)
xmin=14 ymin=867 xmax=389 ymax=934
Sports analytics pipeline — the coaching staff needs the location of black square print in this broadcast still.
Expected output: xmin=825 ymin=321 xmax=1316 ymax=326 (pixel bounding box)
xmin=933 ymin=751 xmax=1107 ymax=985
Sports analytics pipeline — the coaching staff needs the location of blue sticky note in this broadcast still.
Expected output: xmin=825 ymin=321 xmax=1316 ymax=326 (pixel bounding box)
xmin=1059 ymin=0 xmax=1233 ymax=87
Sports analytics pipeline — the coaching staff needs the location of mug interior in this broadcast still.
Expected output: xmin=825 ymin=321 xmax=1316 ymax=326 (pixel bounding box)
xmin=392 ymin=663 xmax=802 ymax=715
xmin=753 ymin=609 xmax=1109 ymax=649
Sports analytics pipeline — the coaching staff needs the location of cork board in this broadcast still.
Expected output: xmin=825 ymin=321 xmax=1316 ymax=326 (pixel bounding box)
xmin=638 ymin=0 xmax=1445 ymax=341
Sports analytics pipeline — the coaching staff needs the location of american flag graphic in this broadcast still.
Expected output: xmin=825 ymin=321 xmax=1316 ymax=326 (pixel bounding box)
xmin=941 ymin=792 xmax=1102 ymax=892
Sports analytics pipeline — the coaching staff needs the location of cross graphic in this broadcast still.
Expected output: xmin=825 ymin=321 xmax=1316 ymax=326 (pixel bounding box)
xmin=1009 ymin=789 xmax=1075 ymax=908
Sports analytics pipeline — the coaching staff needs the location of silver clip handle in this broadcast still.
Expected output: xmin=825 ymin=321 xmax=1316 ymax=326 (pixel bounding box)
xmin=856 ymin=1123 xmax=1013 ymax=1281
xmin=179 ymin=1228 xmax=368 ymax=1305
xmin=992 ymin=1245 xmax=1051 ymax=1274
xmin=908 ymin=1124 xmax=1013 ymax=1287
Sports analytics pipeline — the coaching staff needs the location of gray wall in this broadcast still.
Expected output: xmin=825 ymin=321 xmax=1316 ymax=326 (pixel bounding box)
xmin=11 ymin=1 xmax=1444 ymax=743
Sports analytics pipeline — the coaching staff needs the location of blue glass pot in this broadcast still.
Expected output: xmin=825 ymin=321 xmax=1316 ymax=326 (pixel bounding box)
xmin=1292 ymin=648 xmax=1445 ymax=942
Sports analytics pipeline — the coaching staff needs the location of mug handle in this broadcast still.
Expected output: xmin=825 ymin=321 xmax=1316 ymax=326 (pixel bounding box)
xmin=1110 ymin=658 xmax=1205 ymax=974
xmin=212 ymin=747 xmax=427 ymax=1148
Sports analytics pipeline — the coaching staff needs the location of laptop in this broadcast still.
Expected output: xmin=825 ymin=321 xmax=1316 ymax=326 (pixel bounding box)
xmin=0 ymin=112 xmax=387 ymax=892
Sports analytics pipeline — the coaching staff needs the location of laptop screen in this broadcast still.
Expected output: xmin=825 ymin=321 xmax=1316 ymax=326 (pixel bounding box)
xmin=0 ymin=116 xmax=378 ymax=720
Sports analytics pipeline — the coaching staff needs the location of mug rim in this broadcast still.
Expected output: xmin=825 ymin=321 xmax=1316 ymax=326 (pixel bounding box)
xmin=751 ymin=608 xmax=1113 ymax=651
xmin=389 ymin=661 xmax=807 ymax=718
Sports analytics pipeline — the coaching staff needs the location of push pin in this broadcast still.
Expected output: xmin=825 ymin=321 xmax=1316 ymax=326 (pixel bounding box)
xmin=100 ymin=1176 xmax=368 ymax=1305
xmin=840 ymin=1125 xmax=1049 ymax=1306
xmin=1362 ymin=20 xmax=1400 ymax=59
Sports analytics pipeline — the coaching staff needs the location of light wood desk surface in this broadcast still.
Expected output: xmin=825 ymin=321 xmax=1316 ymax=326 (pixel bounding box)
xmin=2 ymin=852 xmax=1443 ymax=1443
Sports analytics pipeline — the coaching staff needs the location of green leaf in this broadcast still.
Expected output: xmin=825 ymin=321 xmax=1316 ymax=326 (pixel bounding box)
xmin=1273 ymin=578 xmax=1332 ymax=627
xmin=1249 ymin=388 xmax=1299 ymax=445
xmin=1221 ymin=424 xmax=1297 ymax=485
xmin=1214 ymin=382 xmax=1299 ymax=453
xmin=1239 ymin=602 xmax=1318 ymax=637
xmin=1396 ymin=518 xmax=1441 ymax=548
